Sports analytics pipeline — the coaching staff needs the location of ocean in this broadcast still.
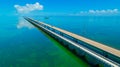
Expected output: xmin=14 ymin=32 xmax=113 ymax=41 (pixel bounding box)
xmin=0 ymin=15 xmax=120 ymax=67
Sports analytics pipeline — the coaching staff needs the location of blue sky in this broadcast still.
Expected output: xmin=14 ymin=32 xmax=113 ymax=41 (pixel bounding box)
xmin=0 ymin=0 xmax=120 ymax=16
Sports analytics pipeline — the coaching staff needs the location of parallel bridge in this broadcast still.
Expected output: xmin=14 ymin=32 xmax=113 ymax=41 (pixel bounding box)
xmin=25 ymin=17 xmax=120 ymax=67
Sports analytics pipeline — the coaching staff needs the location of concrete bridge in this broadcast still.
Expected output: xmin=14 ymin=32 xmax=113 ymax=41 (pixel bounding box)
xmin=24 ymin=17 xmax=120 ymax=67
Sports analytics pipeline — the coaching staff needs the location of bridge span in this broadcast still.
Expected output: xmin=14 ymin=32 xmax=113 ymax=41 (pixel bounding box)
xmin=25 ymin=17 xmax=120 ymax=67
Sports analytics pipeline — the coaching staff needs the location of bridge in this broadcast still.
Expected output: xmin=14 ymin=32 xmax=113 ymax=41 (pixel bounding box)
xmin=24 ymin=17 xmax=120 ymax=67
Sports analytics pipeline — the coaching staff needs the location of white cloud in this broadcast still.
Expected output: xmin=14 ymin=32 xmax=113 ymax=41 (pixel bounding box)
xmin=17 ymin=17 xmax=34 ymax=29
xmin=88 ymin=9 xmax=118 ymax=14
xmin=68 ymin=9 xmax=119 ymax=16
xmin=89 ymin=10 xmax=95 ymax=13
xmin=14 ymin=2 xmax=43 ymax=13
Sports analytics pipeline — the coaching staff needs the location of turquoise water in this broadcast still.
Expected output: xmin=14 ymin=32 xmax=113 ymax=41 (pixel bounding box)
xmin=0 ymin=15 xmax=120 ymax=67
xmin=0 ymin=16 xmax=89 ymax=67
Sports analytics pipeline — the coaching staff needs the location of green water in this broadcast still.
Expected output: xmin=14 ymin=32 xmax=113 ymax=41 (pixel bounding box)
xmin=36 ymin=29 xmax=89 ymax=67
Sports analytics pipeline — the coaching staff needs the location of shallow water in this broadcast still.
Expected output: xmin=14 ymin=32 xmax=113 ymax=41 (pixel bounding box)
xmin=0 ymin=16 xmax=89 ymax=67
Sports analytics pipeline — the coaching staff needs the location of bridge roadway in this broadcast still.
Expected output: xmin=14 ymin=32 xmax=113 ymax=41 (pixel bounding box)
xmin=25 ymin=17 xmax=120 ymax=67
xmin=39 ymin=22 xmax=120 ymax=58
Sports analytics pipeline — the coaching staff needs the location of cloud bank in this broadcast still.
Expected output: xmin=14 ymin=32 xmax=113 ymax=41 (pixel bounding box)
xmin=70 ymin=9 xmax=119 ymax=16
xmin=88 ymin=9 xmax=118 ymax=14
xmin=14 ymin=2 xmax=43 ymax=13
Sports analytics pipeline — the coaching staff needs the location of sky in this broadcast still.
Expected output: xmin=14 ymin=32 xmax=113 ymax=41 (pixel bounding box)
xmin=0 ymin=0 xmax=120 ymax=16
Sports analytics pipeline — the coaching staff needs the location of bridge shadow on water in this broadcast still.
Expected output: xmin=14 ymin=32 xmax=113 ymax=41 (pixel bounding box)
xmin=33 ymin=24 xmax=93 ymax=67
